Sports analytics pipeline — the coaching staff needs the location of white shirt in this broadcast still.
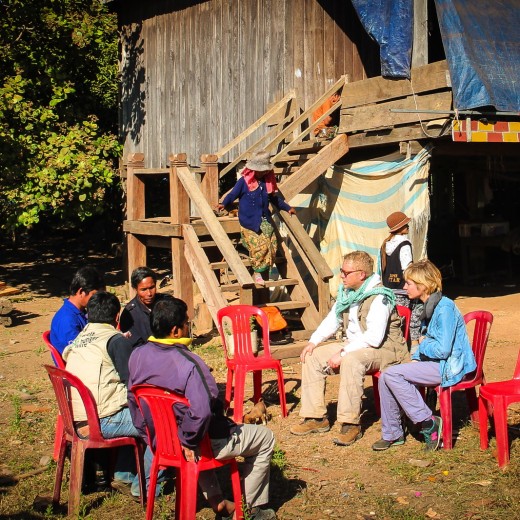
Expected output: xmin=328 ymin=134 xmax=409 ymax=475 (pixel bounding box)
xmin=308 ymin=274 xmax=392 ymax=354
xmin=385 ymin=234 xmax=413 ymax=271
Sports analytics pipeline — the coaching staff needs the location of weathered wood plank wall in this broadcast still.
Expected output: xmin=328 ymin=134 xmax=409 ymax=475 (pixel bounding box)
xmin=118 ymin=0 xmax=379 ymax=168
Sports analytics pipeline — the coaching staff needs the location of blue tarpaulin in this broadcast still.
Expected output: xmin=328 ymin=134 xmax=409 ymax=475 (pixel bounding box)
xmin=434 ymin=0 xmax=520 ymax=111
xmin=350 ymin=0 xmax=520 ymax=111
xmin=351 ymin=0 xmax=413 ymax=79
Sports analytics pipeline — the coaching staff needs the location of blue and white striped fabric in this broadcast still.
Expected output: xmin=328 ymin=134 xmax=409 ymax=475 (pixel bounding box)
xmin=289 ymin=146 xmax=431 ymax=297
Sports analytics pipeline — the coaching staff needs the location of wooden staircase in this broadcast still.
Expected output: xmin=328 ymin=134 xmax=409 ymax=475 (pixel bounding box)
xmin=124 ymin=81 xmax=351 ymax=357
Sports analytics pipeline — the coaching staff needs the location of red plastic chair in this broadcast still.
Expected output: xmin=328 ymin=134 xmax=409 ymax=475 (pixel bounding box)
xmin=131 ymin=384 xmax=244 ymax=520
xmin=43 ymin=330 xmax=66 ymax=369
xmin=370 ymin=305 xmax=412 ymax=417
xmin=44 ymin=365 xmax=146 ymax=516
xmin=479 ymin=348 xmax=520 ymax=467
xmin=217 ymin=305 xmax=288 ymax=423
xmin=426 ymin=310 xmax=493 ymax=449
xmin=43 ymin=331 xmax=66 ymax=462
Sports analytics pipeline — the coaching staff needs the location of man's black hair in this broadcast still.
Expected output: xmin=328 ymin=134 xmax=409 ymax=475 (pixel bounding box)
xmin=150 ymin=295 xmax=188 ymax=338
xmin=69 ymin=266 xmax=105 ymax=296
xmin=87 ymin=291 xmax=121 ymax=324
xmin=130 ymin=266 xmax=158 ymax=289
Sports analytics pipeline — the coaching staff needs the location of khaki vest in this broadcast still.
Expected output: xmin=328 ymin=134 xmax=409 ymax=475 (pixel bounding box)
xmin=63 ymin=323 xmax=128 ymax=421
xmin=343 ymin=290 xmax=410 ymax=370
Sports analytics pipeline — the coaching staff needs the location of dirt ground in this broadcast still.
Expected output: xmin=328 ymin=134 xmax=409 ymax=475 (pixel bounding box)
xmin=1 ymin=236 xmax=519 ymax=519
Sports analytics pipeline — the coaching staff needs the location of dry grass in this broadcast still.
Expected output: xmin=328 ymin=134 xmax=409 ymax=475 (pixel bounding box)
xmin=1 ymin=339 xmax=520 ymax=519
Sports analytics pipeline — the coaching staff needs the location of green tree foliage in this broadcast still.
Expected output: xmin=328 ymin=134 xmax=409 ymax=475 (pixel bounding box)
xmin=0 ymin=0 xmax=121 ymax=234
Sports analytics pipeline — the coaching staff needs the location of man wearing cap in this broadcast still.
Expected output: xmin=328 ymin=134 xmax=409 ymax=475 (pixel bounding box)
xmin=290 ymin=251 xmax=409 ymax=446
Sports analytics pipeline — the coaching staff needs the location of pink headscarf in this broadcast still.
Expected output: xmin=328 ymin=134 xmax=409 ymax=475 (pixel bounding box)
xmin=241 ymin=167 xmax=277 ymax=194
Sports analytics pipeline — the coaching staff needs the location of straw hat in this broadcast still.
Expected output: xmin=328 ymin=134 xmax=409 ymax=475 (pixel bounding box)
xmin=245 ymin=150 xmax=274 ymax=171
xmin=386 ymin=211 xmax=411 ymax=233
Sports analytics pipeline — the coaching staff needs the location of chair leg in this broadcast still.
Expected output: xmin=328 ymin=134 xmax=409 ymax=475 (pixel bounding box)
xmin=478 ymin=395 xmax=489 ymax=450
xmin=178 ymin=463 xmax=199 ymax=520
xmin=146 ymin=458 xmax=160 ymax=520
xmin=439 ymin=388 xmax=453 ymax=450
xmin=253 ymin=371 xmax=262 ymax=404
xmin=229 ymin=460 xmax=244 ymax=520
xmin=492 ymin=398 xmax=510 ymax=468
xmin=52 ymin=437 xmax=68 ymax=505
xmin=134 ymin=441 xmax=147 ymax=508
xmin=53 ymin=414 xmax=63 ymax=462
xmin=232 ymin=369 xmax=247 ymax=423
xmin=68 ymin=442 xmax=87 ymax=517
xmin=276 ymin=366 xmax=287 ymax=417
xmin=225 ymin=368 xmax=234 ymax=410
xmin=465 ymin=387 xmax=479 ymax=425
xmin=372 ymin=375 xmax=381 ymax=417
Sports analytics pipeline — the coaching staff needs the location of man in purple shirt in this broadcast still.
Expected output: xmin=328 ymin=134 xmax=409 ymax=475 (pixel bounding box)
xmin=128 ymin=296 xmax=277 ymax=520
xmin=50 ymin=266 xmax=105 ymax=354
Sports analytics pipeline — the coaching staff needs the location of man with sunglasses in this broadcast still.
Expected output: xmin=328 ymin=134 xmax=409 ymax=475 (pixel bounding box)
xmin=290 ymin=251 xmax=408 ymax=446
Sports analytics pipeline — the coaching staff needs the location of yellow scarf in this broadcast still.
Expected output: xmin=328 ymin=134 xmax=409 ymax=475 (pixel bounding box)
xmin=148 ymin=336 xmax=192 ymax=347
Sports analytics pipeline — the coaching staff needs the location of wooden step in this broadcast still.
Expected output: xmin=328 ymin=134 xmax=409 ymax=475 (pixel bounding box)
xmin=210 ymin=256 xmax=286 ymax=270
xmin=273 ymin=165 xmax=301 ymax=175
xmin=286 ymin=141 xmax=327 ymax=155
xmin=270 ymin=339 xmax=307 ymax=361
xmin=259 ymin=300 xmax=310 ymax=311
xmin=220 ymin=278 xmax=299 ymax=291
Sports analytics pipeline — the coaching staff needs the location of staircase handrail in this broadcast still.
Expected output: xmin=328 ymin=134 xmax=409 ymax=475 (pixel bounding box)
xmin=272 ymin=99 xmax=341 ymax=162
xmin=276 ymin=210 xmax=334 ymax=283
xmin=219 ymin=112 xmax=294 ymax=179
xmin=215 ymin=91 xmax=296 ymax=160
xmin=263 ymin=76 xmax=346 ymax=160
xmin=175 ymin=166 xmax=255 ymax=288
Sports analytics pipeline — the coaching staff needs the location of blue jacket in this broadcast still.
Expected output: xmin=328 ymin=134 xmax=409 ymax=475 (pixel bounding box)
xmin=221 ymin=177 xmax=292 ymax=232
xmin=412 ymin=296 xmax=476 ymax=387
xmin=50 ymin=299 xmax=87 ymax=354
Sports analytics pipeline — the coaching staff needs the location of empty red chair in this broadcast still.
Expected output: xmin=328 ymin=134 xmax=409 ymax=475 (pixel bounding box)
xmin=370 ymin=305 xmax=412 ymax=417
xmin=43 ymin=331 xmax=66 ymax=462
xmin=131 ymin=384 xmax=244 ymax=520
xmin=425 ymin=310 xmax=493 ymax=449
xmin=479 ymin=348 xmax=520 ymax=467
xmin=44 ymin=365 xmax=146 ymax=516
xmin=217 ymin=305 xmax=287 ymax=423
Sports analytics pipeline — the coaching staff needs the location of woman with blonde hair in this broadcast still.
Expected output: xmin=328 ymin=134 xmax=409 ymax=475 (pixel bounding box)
xmin=372 ymin=259 xmax=476 ymax=452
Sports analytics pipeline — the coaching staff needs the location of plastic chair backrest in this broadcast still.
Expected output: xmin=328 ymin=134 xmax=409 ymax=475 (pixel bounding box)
xmin=131 ymin=384 xmax=215 ymax=464
xmin=512 ymin=349 xmax=520 ymax=380
xmin=463 ymin=310 xmax=493 ymax=381
xmin=43 ymin=330 xmax=66 ymax=369
xmin=217 ymin=305 xmax=272 ymax=362
xmin=395 ymin=305 xmax=411 ymax=342
xmin=44 ymin=364 xmax=105 ymax=442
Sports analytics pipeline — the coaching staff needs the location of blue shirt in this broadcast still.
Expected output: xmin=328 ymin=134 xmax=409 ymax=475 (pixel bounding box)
xmin=221 ymin=177 xmax=292 ymax=232
xmin=50 ymin=299 xmax=87 ymax=354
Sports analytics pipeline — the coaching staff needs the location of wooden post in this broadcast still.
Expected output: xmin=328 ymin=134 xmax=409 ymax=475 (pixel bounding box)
xmin=169 ymin=153 xmax=193 ymax=315
xmin=126 ymin=153 xmax=146 ymax=294
xmin=200 ymin=154 xmax=219 ymax=208
xmin=412 ymin=0 xmax=428 ymax=68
